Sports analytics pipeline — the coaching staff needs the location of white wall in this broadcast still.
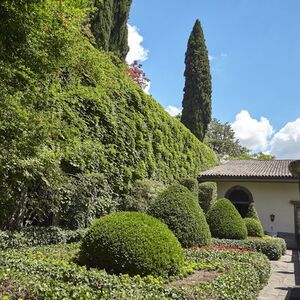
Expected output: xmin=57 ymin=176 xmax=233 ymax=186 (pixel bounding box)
xmin=217 ymin=181 xmax=299 ymax=234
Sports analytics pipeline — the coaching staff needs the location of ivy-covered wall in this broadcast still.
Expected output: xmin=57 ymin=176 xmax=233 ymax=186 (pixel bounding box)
xmin=0 ymin=0 xmax=217 ymax=229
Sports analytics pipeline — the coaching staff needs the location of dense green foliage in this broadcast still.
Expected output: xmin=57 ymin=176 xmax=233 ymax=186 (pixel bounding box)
xmin=0 ymin=227 xmax=86 ymax=250
xmin=177 ymin=178 xmax=199 ymax=197
xmin=78 ymin=212 xmax=184 ymax=276
xmin=245 ymin=203 xmax=260 ymax=220
xmin=244 ymin=218 xmax=264 ymax=237
xmin=91 ymin=0 xmax=132 ymax=60
xmin=212 ymin=237 xmax=286 ymax=260
xmin=0 ymin=1 xmax=217 ymax=230
xmin=148 ymin=184 xmax=211 ymax=247
xmin=186 ymin=248 xmax=270 ymax=299
xmin=204 ymin=118 xmax=250 ymax=159
xmin=207 ymin=198 xmax=248 ymax=240
xmin=0 ymin=243 xmax=269 ymax=300
xmin=123 ymin=179 xmax=166 ymax=212
xmin=198 ymin=181 xmax=217 ymax=213
xmin=181 ymin=20 xmax=212 ymax=141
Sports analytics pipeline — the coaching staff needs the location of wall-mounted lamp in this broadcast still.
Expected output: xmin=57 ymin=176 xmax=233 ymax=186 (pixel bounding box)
xmin=270 ymin=214 xmax=275 ymax=222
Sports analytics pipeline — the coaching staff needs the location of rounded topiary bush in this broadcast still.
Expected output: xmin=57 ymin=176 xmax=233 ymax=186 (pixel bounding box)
xmin=206 ymin=198 xmax=247 ymax=240
xmin=147 ymin=184 xmax=211 ymax=248
xmin=78 ymin=212 xmax=184 ymax=277
xmin=244 ymin=218 xmax=264 ymax=237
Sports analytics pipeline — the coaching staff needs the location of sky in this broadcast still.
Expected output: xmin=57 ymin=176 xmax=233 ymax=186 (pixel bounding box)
xmin=126 ymin=0 xmax=300 ymax=159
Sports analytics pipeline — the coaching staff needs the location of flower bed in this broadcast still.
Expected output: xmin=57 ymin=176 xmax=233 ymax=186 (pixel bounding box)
xmin=212 ymin=236 xmax=286 ymax=260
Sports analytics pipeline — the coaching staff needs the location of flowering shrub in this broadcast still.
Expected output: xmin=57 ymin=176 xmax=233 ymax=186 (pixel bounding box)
xmin=212 ymin=237 xmax=286 ymax=260
xmin=200 ymin=245 xmax=254 ymax=252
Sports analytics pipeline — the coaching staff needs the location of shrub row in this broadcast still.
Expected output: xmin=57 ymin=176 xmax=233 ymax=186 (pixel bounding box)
xmin=0 ymin=227 xmax=86 ymax=250
xmin=212 ymin=237 xmax=286 ymax=260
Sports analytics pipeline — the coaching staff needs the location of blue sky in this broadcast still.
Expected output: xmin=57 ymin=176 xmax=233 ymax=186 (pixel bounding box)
xmin=127 ymin=0 xmax=300 ymax=158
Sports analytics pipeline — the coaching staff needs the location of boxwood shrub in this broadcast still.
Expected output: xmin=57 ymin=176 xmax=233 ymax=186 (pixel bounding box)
xmin=78 ymin=212 xmax=184 ymax=277
xmin=245 ymin=203 xmax=260 ymax=220
xmin=198 ymin=182 xmax=217 ymax=213
xmin=148 ymin=184 xmax=211 ymax=247
xmin=122 ymin=179 xmax=166 ymax=212
xmin=177 ymin=178 xmax=199 ymax=197
xmin=212 ymin=237 xmax=286 ymax=260
xmin=0 ymin=227 xmax=86 ymax=250
xmin=244 ymin=218 xmax=264 ymax=237
xmin=206 ymin=198 xmax=247 ymax=240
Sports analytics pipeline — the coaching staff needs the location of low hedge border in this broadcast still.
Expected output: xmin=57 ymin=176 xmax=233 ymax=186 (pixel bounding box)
xmin=0 ymin=227 xmax=87 ymax=250
xmin=185 ymin=247 xmax=270 ymax=299
xmin=0 ymin=243 xmax=270 ymax=300
xmin=212 ymin=236 xmax=286 ymax=260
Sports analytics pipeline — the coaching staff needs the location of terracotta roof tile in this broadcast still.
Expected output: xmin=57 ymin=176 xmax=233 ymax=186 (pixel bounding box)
xmin=200 ymin=160 xmax=298 ymax=181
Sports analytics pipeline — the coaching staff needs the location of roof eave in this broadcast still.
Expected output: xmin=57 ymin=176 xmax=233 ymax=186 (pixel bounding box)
xmin=198 ymin=175 xmax=298 ymax=184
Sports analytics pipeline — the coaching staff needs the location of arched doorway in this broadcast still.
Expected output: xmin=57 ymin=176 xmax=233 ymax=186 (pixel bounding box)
xmin=225 ymin=186 xmax=253 ymax=217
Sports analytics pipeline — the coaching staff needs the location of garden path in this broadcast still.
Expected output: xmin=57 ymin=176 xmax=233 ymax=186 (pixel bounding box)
xmin=259 ymin=250 xmax=300 ymax=300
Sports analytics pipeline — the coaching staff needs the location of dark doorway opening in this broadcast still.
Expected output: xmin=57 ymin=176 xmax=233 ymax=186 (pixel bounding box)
xmin=225 ymin=186 xmax=253 ymax=217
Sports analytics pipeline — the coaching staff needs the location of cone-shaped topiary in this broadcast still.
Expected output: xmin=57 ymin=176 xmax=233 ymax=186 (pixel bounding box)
xmin=206 ymin=198 xmax=247 ymax=240
xmin=78 ymin=212 xmax=184 ymax=277
xmin=148 ymin=184 xmax=211 ymax=247
xmin=245 ymin=203 xmax=260 ymax=221
xmin=244 ymin=218 xmax=264 ymax=237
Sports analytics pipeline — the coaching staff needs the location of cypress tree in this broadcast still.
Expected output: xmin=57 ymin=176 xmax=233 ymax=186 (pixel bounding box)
xmin=181 ymin=20 xmax=212 ymax=141
xmin=91 ymin=0 xmax=132 ymax=60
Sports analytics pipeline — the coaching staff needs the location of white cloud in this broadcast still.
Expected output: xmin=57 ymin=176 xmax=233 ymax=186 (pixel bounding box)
xmin=270 ymin=118 xmax=300 ymax=159
xmin=126 ymin=24 xmax=148 ymax=65
xmin=143 ymin=81 xmax=151 ymax=95
xmin=165 ymin=106 xmax=182 ymax=117
xmin=208 ymin=55 xmax=215 ymax=61
xmin=231 ymin=110 xmax=274 ymax=152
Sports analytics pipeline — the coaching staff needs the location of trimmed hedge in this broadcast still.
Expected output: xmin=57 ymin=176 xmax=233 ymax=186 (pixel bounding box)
xmin=244 ymin=218 xmax=264 ymax=237
xmin=178 ymin=178 xmax=198 ymax=197
xmin=212 ymin=237 xmax=286 ymax=260
xmin=148 ymin=184 xmax=211 ymax=247
xmin=186 ymin=247 xmax=270 ymax=298
xmin=0 ymin=227 xmax=86 ymax=250
xmin=123 ymin=179 xmax=166 ymax=212
xmin=78 ymin=212 xmax=184 ymax=276
xmin=245 ymin=203 xmax=260 ymax=221
xmin=198 ymin=182 xmax=217 ymax=213
xmin=0 ymin=243 xmax=270 ymax=300
xmin=206 ymin=198 xmax=247 ymax=240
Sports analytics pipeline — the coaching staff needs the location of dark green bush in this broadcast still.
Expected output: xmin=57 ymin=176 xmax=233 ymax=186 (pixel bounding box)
xmin=245 ymin=203 xmax=260 ymax=220
xmin=178 ymin=178 xmax=198 ymax=197
xmin=0 ymin=227 xmax=86 ymax=250
xmin=207 ymin=198 xmax=247 ymax=240
xmin=244 ymin=218 xmax=264 ymax=237
xmin=212 ymin=237 xmax=284 ymax=260
xmin=148 ymin=184 xmax=211 ymax=247
xmin=198 ymin=181 xmax=217 ymax=213
xmin=123 ymin=179 xmax=166 ymax=212
xmin=78 ymin=212 xmax=184 ymax=276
